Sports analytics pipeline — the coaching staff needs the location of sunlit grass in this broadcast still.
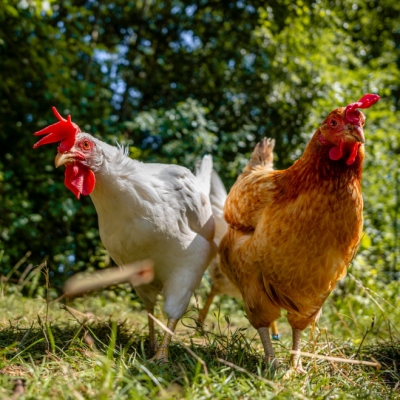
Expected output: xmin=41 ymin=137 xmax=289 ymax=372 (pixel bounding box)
xmin=0 ymin=270 xmax=399 ymax=399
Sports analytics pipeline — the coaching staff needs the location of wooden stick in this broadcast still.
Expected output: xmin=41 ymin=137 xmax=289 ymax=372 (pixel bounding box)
xmin=288 ymin=350 xmax=381 ymax=369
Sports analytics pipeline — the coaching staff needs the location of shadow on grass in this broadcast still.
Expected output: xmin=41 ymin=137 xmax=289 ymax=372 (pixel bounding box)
xmin=0 ymin=315 xmax=399 ymax=395
xmin=368 ymin=342 xmax=400 ymax=388
xmin=0 ymin=317 xmax=264 ymax=374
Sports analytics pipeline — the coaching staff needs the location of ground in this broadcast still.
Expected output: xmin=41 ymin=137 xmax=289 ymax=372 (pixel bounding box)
xmin=0 ymin=271 xmax=399 ymax=399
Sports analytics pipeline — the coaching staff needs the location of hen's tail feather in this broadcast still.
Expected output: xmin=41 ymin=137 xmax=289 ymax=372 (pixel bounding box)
xmin=195 ymin=154 xmax=213 ymax=195
xmin=210 ymin=169 xmax=229 ymax=244
xmin=246 ymin=137 xmax=275 ymax=172
xmin=238 ymin=137 xmax=275 ymax=182
xmin=210 ymin=170 xmax=227 ymax=212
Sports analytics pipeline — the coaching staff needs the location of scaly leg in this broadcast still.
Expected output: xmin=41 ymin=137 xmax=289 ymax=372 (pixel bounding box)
xmin=259 ymin=327 xmax=279 ymax=370
xmin=270 ymin=320 xmax=281 ymax=340
xmin=291 ymin=328 xmax=306 ymax=373
xmin=148 ymin=318 xmax=178 ymax=364
xmin=198 ymin=287 xmax=216 ymax=325
xmin=147 ymin=309 xmax=158 ymax=354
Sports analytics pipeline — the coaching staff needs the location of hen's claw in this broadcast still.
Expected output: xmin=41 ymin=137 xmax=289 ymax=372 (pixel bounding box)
xmin=283 ymin=365 xmax=307 ymax=379
xmin=148 ymin=347 xmax=169 ymax=364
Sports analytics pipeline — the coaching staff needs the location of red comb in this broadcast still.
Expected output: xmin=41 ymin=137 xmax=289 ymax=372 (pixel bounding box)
xmin=345 ymin=94 xmax=380 ymax=125
xmin=33 ymin=107 xmax=81 ymax=152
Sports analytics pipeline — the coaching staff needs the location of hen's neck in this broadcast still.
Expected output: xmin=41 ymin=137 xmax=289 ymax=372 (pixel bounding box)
xmin=285 ymin=131 xmax=364 ymax=188
xmin=89 ymin=143 xmax=142 ymax=215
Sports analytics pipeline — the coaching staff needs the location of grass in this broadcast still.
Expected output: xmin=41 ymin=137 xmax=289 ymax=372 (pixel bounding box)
xmin=0 ymin=268 xmax=399 ymax=399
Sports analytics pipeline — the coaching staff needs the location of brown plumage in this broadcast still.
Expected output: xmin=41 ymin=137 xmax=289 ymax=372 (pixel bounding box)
xmin=199 ymin=139 xmax=280 ymax=339
xmin=219 ymin=95 xmax=379 ymax=371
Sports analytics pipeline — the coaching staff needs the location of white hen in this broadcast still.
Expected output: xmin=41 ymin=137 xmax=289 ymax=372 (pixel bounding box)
xmin=33 ymin=108 xmax=216 ymax=362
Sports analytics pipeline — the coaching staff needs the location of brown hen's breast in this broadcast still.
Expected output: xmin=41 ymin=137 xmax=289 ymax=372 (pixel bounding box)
xmin=251 ymin=177 xmax=363 ymax=305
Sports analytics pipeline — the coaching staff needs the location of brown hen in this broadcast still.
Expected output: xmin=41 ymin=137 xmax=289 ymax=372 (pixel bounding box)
xmin=219 ymin=94 xmax=379 ymax=371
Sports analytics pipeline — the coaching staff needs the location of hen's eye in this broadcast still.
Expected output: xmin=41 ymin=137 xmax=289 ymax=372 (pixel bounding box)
xmin=82 ymin=140 xmax=91 ymax=150
xmin=330 ymin=119 xmax=338 ymax=127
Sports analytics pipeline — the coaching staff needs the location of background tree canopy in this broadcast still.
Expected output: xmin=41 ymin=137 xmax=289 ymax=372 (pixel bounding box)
xmin=0 ymin=0 xmax=399 ymax=287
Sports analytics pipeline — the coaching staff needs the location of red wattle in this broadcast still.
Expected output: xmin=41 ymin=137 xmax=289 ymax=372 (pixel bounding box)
xmin=64 ymin=164 xmax=96 ymax=199
xmin=329 ymin=141 xmax=343 ymax=161
xmin=346 ymin=143 xmax=361 ymax=165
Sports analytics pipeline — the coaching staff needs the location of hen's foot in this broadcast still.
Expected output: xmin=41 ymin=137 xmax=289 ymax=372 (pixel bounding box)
xmin=148 ymin=318 xmax=178 ymax=364
xmin=148 ymin=347 xmax=169 ymax=364
xmin=293 ymin=365 xmax=307 ymax=375
xmin=288 ymin=328 xmax=305 ymax=374
xmin=265 ymin=356 xmax=280 ymax=370
xmin=259 ymin=326 xmax=280 ymax=376
xmin=290 ymin=353 xmax=306 ymax=375
xmin=283 ymin=364 xmax=307 ymax=379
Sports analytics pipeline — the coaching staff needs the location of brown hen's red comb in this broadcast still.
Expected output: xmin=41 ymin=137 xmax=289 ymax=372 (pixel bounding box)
xmin=345 ymin=94 xmax=380 ymax=126
xmin=33 ymin=107 xmax=81 ymax=152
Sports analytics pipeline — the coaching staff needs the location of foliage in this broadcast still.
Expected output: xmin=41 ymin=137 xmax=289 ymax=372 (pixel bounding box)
xmin=0 ymin=0 xmax=399 ymax=285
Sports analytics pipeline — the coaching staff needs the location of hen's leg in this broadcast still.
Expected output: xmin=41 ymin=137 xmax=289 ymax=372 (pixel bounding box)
xmin=240 ymin=282 xmax=281 ymax=371
xmin=134 ymin=285 xmax=160 ymax=356
xmin=270 ymin=321 xmax=280 ymax=340
xmin=288 ymin=307 xmax=323 ymax=374
xmin=259 ymin=326 xmax=280 ymax=370
xmin=291 ymin=328 xmax=306 ymax=373
xmin=148 ymin=318 xmax=178 ymax=363
xmin=198 ymin=286 xmax=216 ymax=324
xmin=147 ymin=309 xmax=158 ymax=354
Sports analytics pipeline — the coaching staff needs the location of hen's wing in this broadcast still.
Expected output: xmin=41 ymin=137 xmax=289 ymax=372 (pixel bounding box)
xmin=133 ymin=162 xmax=215 ymax=241
xmin=224 ymin=138 xmax=277 ymax=231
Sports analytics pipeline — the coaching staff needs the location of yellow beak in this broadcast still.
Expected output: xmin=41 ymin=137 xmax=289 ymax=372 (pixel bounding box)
xmin=346 ymin=125 xmax=365 ymax=144
xmin=55 ymin=152 xmax=74 ymax=168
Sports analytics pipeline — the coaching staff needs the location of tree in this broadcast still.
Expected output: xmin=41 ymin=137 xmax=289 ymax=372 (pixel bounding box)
xmin=0 ymin=0 xmax=398 ymax=286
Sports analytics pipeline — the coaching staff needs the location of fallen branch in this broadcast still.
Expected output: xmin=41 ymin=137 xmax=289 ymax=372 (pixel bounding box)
xmin=289 ymin=350 xmax=381 ymax=369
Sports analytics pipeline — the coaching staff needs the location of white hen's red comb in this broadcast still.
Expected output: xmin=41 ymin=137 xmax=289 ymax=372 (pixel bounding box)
xmin=345 ymin=94 xmax=380 ymax=125
xmin=33 ymin=107 xmax=81 ymax=152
